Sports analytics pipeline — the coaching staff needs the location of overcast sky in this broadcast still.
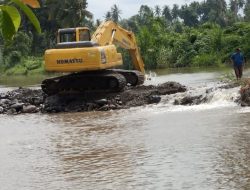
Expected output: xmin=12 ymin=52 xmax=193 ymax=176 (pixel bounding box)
xmin=87 ymin=0 xmax=203 ymax=20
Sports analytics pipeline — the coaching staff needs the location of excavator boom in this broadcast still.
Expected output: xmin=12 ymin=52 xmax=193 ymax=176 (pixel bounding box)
xmin=91 ymin=21 xmax=145 ymax=74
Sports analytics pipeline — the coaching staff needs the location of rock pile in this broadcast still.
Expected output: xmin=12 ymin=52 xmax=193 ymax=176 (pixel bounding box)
xmin=0 ymin=88 xmax=44 ymax=114
xmin=0 ymin=82 xmax=187 ymax=114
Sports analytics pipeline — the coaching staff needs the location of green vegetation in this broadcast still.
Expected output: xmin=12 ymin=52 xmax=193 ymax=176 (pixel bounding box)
xmin=4 ymin=57 xmax=44 ymax=75
xmin=1 ymin=31 xmax=44 ymax=75
xmin=117 ymin=3 xmax=250 ymax=70
xmin=1 ymin=0 xmax=250 ymax=75
xmin=0 ymin=0 xmax=41 ymax=41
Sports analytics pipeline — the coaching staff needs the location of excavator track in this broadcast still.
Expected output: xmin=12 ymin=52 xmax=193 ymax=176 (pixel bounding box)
xmin=41 ymin=70 xmax=127 ymax=95
xmin=112 ymin=69 xmax=145 ymax=86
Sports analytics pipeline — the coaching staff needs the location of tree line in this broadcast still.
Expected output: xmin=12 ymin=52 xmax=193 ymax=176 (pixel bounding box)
xmin=1 ymin=0 xmax=250 ymax=74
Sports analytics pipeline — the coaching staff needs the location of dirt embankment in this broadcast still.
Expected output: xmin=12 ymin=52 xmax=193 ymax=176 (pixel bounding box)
xmin=0 ymin=82 xmax=186 ymax=114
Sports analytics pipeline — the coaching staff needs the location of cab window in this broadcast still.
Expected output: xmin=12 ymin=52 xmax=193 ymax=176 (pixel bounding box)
xmin=79 ymin=30 xmax=90 ymax=41
xmin=59 ymin=32 xmax=76 ymax=43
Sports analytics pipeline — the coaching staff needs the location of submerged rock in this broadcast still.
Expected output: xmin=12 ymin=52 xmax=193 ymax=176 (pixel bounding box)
xmin=174 ymin=95 xmax=202 ymax=105
xmin=148 ymin=95 xmax=161 ymax=104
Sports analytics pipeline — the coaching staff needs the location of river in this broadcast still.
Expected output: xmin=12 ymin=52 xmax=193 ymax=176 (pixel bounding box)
xmin=0 ymin=68 xmax=250 ymax=190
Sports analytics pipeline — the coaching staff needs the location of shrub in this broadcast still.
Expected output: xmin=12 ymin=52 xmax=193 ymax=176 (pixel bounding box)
xmin=4 ymin=51 xmax=22 ymax=68
xmin=193 ymin=36 xmax=213 ymax=54
xmin=28 ymin=66 xmax=45 ymax=75
xmin=23 ymin=57 xmax=42 ymax=70
xmin=5 ymin=64 xmax=27 ymax=75
xmin=221 ymin=35 xmax=242 ymax=53
xmin=156 ymin=47 xmax=171 ymax=68
xmin=191 ymin=53 xmax=221 ymax=67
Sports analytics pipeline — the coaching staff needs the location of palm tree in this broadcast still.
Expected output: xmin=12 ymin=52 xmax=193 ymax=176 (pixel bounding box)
xmin=162 ymin=5 xmax=172 ymax=22
xmin=171 ymin=4 xmax=179 ymax=21
xmin=154 ymin=5 xmax=161 ymax=17
xmin=200 ymin=0 xmax=227 ymax=26
xmin=104 ymin=11 xmax=111 ymax=21
xmin=111 ymin=4 xmax=122 ymax=22
xmin=138 ymin=5 xmax=154 ymax=25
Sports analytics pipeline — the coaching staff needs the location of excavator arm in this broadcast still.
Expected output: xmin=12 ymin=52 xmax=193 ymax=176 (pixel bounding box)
xmin=91 ymin=21 xmax=145 ymax=74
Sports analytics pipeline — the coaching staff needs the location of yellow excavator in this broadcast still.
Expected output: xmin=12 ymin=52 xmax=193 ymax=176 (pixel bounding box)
xmin=41 ymin=21 xmax=145 ymax=95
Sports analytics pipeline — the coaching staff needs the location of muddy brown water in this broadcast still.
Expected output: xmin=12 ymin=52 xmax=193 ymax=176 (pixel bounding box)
xmin=0 ymin=68 xmax=250 ymax=190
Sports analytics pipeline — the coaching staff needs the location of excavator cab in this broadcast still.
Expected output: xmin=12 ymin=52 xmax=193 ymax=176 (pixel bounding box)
xmin=55 ymin=27 xmax=97 ymax=49
xmin=57 ymin=27 xmax=91 ymax=43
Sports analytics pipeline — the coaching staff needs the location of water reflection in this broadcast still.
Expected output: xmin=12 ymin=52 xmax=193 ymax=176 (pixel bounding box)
xmin=0 ymin=75 xmax=48 ymax=87
xmin=43 ymin=111 xmax=149 ymax=189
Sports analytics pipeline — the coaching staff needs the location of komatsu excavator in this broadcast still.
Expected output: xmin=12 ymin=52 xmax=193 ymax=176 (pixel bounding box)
xmin=41 ymin=21 xmax=145 ymax=95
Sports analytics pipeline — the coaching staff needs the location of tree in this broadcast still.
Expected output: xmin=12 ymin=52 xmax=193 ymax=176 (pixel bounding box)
xmin=0 ymin=0 xmax=41 ymax=41
xmin=179 ymin=4 xmax=199 ymax=27
xmin=111 ymin=4 xmax=121 ymax=22
xmin=190 ymin=1 xmax=203 ymax=21
xmin=171 ymin=4 xmax=179 ymax=21
xmin=121 ymin=15 xmax=140 ymax=33
xmin=104 ymin=11 xmax=111 ymax=21
xmin=103 ymin=4 xmax=122 ymax=23
xmin=138 ymin=5 xmax=154 ymax=25
xmin=244 ymin=0 xmax=250 ymax=21
xmin=201 ymin=0 xmax=227 ymax=26
xmin=96 ymin=19 xmax=101 ymax=26
xmin=230 ymin=0 xmax=245 ymax=17
xmin=162 ymin=5 xmax=172 ymax=23
xmin=154 ymin=5 xmax=161 ymax=17
xmin=46 ymin=0 xmax=93 ymax=28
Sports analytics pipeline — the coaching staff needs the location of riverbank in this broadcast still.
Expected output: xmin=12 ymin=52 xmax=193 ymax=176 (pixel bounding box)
xmin=0 ymin=57 xmax=45 ymax=76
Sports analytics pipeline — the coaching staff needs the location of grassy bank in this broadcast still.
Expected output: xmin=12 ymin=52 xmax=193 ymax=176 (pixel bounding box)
xmin=0 ymin=56 xmax=45 ymax=76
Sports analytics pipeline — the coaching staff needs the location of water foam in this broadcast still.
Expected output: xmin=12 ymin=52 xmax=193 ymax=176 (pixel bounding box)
xmin=142 ymin=83 xmax=241 ymax=114
xmin=237 ymin=107 xmax=250 ymax=113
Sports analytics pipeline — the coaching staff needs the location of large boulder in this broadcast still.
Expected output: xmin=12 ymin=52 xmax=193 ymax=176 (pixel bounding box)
xmin=240 ymin=85 xmax=250 ymax=106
